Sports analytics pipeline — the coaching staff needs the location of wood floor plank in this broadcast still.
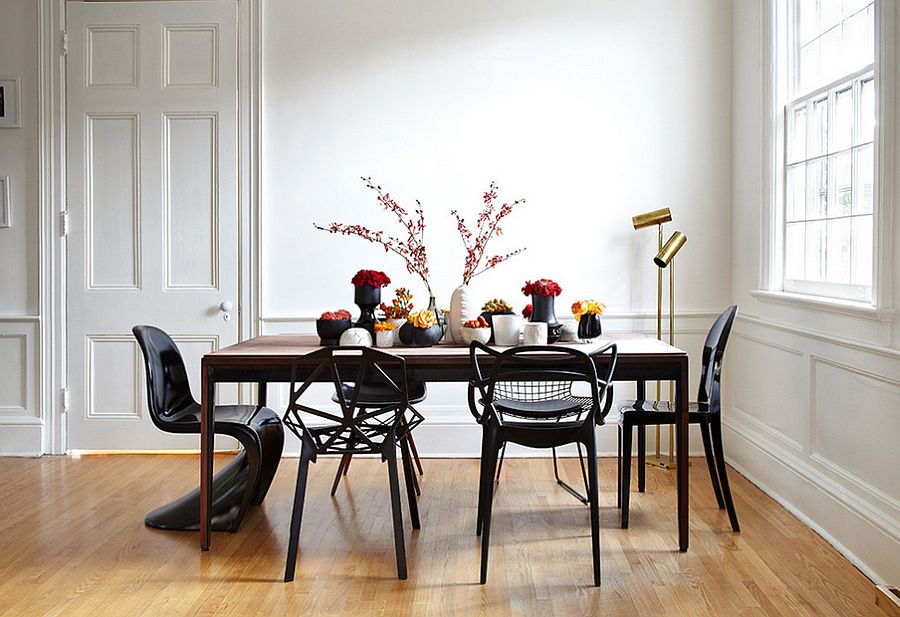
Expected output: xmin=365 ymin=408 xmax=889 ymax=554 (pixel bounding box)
xmin=0 ymin=455 xmax=877 ymax=617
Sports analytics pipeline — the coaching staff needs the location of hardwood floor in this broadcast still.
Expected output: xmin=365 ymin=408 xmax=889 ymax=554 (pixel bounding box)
xmin=0 ymin=454 xmax=877 ymax=616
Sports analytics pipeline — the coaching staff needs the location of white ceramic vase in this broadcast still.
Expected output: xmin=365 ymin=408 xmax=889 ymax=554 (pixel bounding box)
xmin=448 ymin=284 xmax=478 ymax=344
xmin=388 ymin=318 xmax=406 ymax=344
xmin=492 ymin=314 xmax=521 ymax=346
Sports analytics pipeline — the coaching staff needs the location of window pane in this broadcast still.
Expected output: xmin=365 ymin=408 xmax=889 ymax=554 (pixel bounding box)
xmin=843 ymin=6 xmax=874 ymax=69
xmin=854 ymin=144 xmax=873 ymax=214
xmin=831 ymin=152 xmax=852 ymax=216
xmin=800 ymin=40 xmax=821 ymax=94
xmin=789 ymin=105 xmax=807 ymax=162
xmin=786 ymin=222 xmax=805 ymax=280
xmin=787 ymin=164 xmax=806 ymax=221
xmin=832 ymin=87 xmax=852 ymax=151
xmin=843 ymin=0 xmax=871 ymax=19
xmin=805 ymin=220 xmax=827 ymax=281
xmin=821 ymin=0 xmax=843 ymax=31
xmin=826 ymin=217 xmax=851 ymax=283
xmin=820 ymin=26 xmax=842 ymax=83
xmin=811 ymin=97 xmax=828 ymax=156
xmin=851 ymin=214 xmax=873 ymax=286
xmin=808 ymin=158 xmax=828 ymax=218
xmin=799 ymin=0 xmax=818 ymax=44
xmin=859 ymin=77 xmax=874 ymax=144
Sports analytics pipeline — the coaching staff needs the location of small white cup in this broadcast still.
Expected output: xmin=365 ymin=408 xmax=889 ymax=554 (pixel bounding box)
xmin=492 ymin=314 xmax=521 ymax=346
xmin=523 ymin=321 xmax=548 ymax=346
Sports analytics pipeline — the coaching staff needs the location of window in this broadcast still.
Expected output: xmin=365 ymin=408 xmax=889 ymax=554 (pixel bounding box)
xmin=782 ymin=0 xmax=876 ymax=302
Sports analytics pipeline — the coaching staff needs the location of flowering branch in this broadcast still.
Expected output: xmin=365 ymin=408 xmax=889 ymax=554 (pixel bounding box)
xmin=314 ymin=178 xmax=433 ymax=297
xmin=452 ymin=181 xmax=526 ymax=285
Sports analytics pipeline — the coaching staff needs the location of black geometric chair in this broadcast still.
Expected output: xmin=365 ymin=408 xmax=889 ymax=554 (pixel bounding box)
xmin=468 ymin=341 xmax=618 ymax=587
xmin=282 ymin=347 xmax=424 ymax=582
xmin=615 ymin=305 xmax=740 ymax=532
xmin=328 ymin=380 xmax=427 ymax=496
xmin=132 ymin=325 xmax=284 ymax=532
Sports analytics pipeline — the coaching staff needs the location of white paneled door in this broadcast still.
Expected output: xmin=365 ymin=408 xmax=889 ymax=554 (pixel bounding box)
xmin=66 ymin=1 xmax=239 ymax=449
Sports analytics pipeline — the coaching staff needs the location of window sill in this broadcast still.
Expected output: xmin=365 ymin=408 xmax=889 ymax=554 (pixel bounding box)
xmin=750 ymin=290 xmax=895 ymax=323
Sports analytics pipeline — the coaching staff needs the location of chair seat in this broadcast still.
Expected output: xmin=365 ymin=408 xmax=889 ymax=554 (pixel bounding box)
xmin=167 ymin=402 xmax=282 ymax=430
xmin=494 ymin=397 xmax=585 ymax=419
xmin=331 ymin=381 xmax=427 ymax=406
xmin=615 ymin=399 xmax=714 ymax=425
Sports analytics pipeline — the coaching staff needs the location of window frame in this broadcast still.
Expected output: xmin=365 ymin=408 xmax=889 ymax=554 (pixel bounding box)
xmin=762 ymin=0 xmax=893 ymax=311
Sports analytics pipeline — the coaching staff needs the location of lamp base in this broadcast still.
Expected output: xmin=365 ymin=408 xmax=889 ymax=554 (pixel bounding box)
xmin=644 ymin=455 xmax=683 ymax=470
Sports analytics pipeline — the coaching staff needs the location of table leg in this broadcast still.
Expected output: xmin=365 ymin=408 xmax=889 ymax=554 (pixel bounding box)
xmin=676 ymin=357 xmax=689 ymax=551
xmin=258 ymin=381 xmax=267 ymax=407
xmin=200 ymin=360 xmax=214 ymax=551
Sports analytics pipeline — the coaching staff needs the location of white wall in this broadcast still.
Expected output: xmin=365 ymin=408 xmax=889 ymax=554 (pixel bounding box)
xmin=260 ymin=0 xmax=734 ymax=453
xmin=729 ymin=0 xmax=899 ymax=585
xmin=0 ymin=0 xmax=41 ymax=455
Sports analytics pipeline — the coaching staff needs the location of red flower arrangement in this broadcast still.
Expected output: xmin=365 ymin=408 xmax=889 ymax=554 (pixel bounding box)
xmin=522 ymin=279 xmax=563 ymax=297
xmin=522 ymin=303 xmax=533 ymax=319
xmin=320 ymin=309 xmax=352 ymax=321
xmin=351 ymin=269 xmax=391 ymax=288
xmin=451 ymin=182 xmax=526 ymax=285
xmin=315 ymin=178 xmax=433 ymax=297
xmin=381 ymin=287 xmax=413 ymax=319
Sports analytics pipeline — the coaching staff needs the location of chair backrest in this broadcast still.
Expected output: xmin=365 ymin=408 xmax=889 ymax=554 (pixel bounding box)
xmin=132 ymin=325 xmax=197 ymax=425
xmin=468 ymin=342 xmax=617 ymax=426
xmin=697 ymin=306 xmax=738 ymax=412
xmin=284 ymin=346 xmax=422 ymax=454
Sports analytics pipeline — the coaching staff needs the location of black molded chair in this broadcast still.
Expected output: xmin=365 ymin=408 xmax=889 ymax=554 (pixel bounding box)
xmin=616 ymin=305 xmax=740 ymax=532
xmin=328 ymin=380 xmax=427 ymax=496
xmin=282 ymin=347 xmax=424 ymax=582
xmin=468 ymin=341 xmax=617 ymax=587
xmin=132 ymin=325 xmax=284 ymax=532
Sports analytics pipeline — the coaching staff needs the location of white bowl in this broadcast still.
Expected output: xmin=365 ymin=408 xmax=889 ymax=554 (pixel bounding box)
xmin=459 ymin=326 xmax=491 ymax=346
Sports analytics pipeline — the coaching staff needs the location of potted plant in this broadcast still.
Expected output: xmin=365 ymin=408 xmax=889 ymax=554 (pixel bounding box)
xmin=316 ymin=309 xmax=352 ymax=346
xmin=522 ymin=278 xmax=563 ymax=343
xmin=398 ymin=310 xmax=442 ymax=347
xmin=374 ymin=321 xmax=398 ymax=348
xmin=380 ymin=287 xmax=414 ymax=343
xmin=572 ymin=300 xmax=607 ymax=342
xmin=480 ymin=298 xmax=514 ymax=343
xmin=351 ymin=269 xmax=391 ymax=337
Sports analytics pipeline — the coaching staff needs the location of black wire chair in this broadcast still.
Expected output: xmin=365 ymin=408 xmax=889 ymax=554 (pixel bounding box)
xmin=468 ymin=341 xmax=617 ymax=586
xmin=616 ymin=305 xmax=740 ymax=532
xmin=282 ymin=347 xmax=424 ymax=582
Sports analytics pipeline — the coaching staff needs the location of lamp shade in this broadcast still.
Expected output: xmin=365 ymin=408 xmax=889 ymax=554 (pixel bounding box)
xmin=654 ymin=231 xmax=687 ymax=267
xmin=632 ymin=207 xmax=672 ymax=230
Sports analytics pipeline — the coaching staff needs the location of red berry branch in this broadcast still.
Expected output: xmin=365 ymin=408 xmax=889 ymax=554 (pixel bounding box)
xmin=314 ymin=178 xmax=433 ymax=297
xmin=451 ymin=181 xmax=526 ymax=285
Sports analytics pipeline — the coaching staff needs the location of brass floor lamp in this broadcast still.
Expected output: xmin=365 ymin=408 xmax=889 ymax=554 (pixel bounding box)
xmin=631 ymin=209 xmax=687 ymax=469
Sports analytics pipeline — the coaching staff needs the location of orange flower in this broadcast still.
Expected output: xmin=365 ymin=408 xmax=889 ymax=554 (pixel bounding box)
xmin=408 ymin=310 xmax=436 ymax=329
xmin=572 ymin=300 xmax=606 ymax=320
xmin=374 ymin=321 xmax=398 ymax=332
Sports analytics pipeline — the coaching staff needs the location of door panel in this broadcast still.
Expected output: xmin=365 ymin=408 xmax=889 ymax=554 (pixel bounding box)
xmin=66 ymin=1 xmax=239 ymax=450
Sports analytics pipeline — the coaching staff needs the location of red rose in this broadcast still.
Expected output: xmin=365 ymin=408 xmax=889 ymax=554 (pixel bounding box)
xmin=351 ymin=269 xmax=391 ymax=287
xmin=522 ymin=278 xmax=562 ymax=297
xmin=522 ymin=303 xmax=532 ymax=318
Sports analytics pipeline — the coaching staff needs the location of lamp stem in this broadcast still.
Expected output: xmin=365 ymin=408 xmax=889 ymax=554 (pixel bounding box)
xmin=656 ymin=224 xmax=663 ymax=459
xmin=668 ymin=257 xmax=676 ymax=464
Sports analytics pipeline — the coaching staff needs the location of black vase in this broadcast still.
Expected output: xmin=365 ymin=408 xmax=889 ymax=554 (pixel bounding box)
xmin=577 ymin=313 xmax=602 ymax=341
xmin=354 ymin=284 xmax=381 ymax=337
xmin=530 ymin=295 xmax=562 ymax=343
xmin=398 ymin=323 xmax=442 ymax=347
xmin=316 ymin=319 xmax=351 ymax=346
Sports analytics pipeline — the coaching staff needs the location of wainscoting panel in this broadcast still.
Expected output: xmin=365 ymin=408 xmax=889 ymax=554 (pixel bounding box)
xmin=726 ymin=314 xmax=900 ymax=585
xmin=0 ymin=318 xmax=41 ymax=456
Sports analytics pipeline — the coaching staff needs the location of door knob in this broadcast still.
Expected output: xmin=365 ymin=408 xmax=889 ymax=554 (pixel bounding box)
xmin=219 ymin=301 xmax=233 ymax=312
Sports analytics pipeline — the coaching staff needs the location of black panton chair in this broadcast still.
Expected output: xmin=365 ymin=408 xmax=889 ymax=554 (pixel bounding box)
xmin=468 ymin=341 xmax=618 ymax=587
xmin=282 ymin=347 xmax=424 ymax=582
xmin=133 ymin=325 xmax=284 ymax=532
xmin=615 ymin=305 xmax=740 ymax=532
xmin=328 ymin=379 xmax=427 ymax=496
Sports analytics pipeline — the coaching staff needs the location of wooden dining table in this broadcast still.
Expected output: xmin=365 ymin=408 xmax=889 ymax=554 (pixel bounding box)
xmin=198 ymin=333 xmax=690 ymax=553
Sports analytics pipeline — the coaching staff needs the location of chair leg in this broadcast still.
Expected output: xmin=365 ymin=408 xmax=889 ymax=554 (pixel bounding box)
xmin=552 ymin=445 xmax=589 ymax=504
xmin=700 ymin=420 xmax=725 ymax=509
xmin=494 ymin=442 xmax=506 ymax=484
xmin=384 ymin=436 xmax=408 ymax=580
xmin=637 ymin=426 xmax=646 ymax=493
xmin=585 ymin=431 xmax=602 ymax=587
xmin=330 ymin=453 xmax=350 ymax=497
xmin=620 ymin=423 xmax=633 ymax=529
xmin=252 ymin=423 xmax=285 ymax=506
xmin=616 ymin=425 xmax=622 ymax=509
xmin=479 ymin=425 xmax=501 ymax=585
xmin=710 ymin=418 xmax=740 ymax=532
xmin=399 ymin=434 xmax=421 ymax=530
xmin=476 ymin=424 xmax=492 ymax=537
xmin=407 ymin=431 xmax=424 ymax=476
xmin=284 ymin=436 xmax=316 ymax=583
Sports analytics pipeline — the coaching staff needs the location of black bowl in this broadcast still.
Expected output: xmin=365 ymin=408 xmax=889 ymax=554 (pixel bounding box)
xmin=316 ymin=319 xmax=351 ymax=346
xmin=398 ymin=323 xmax=442 ymax=347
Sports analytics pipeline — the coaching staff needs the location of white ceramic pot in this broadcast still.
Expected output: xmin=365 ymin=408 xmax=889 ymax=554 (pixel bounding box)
xmin=560 ymin=320 xmax=579 ymax=342
xmin=523 ymin=322 xmax=548 ymax=345
xmin=459 ymin=326 xmax=491 ymax=346
xmin=449 ymin=284 xmax=478 ymax=344
xmin=491 ymin=314 xmax=521 ymax=346
xmin=339 ymin=327 xmax=372 ymax=347
xmin=375 ymin=330 xmax=394 ymax=348
xmin=388 ymin=318 xmax=406 ymax=344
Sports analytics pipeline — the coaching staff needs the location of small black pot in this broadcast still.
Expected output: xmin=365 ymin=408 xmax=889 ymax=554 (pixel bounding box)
xmin=398 ymin=323 xmax=442 ymax=347
xmin=316 ymin=319 xmax=351 ymax=346
xmin=530 ymin=295 xmax=562 ymax=343
xmin=577 ymin=313 xmax=602 ymax=341
xmin=354 ymin=284 xmax=382 ymax=337
xmin=481 ymin=311 xmax=513 ymax=344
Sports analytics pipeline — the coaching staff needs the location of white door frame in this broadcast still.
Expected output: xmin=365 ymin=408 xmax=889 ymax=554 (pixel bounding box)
xmin=39 ymin=0 xmax=260 ymax=454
